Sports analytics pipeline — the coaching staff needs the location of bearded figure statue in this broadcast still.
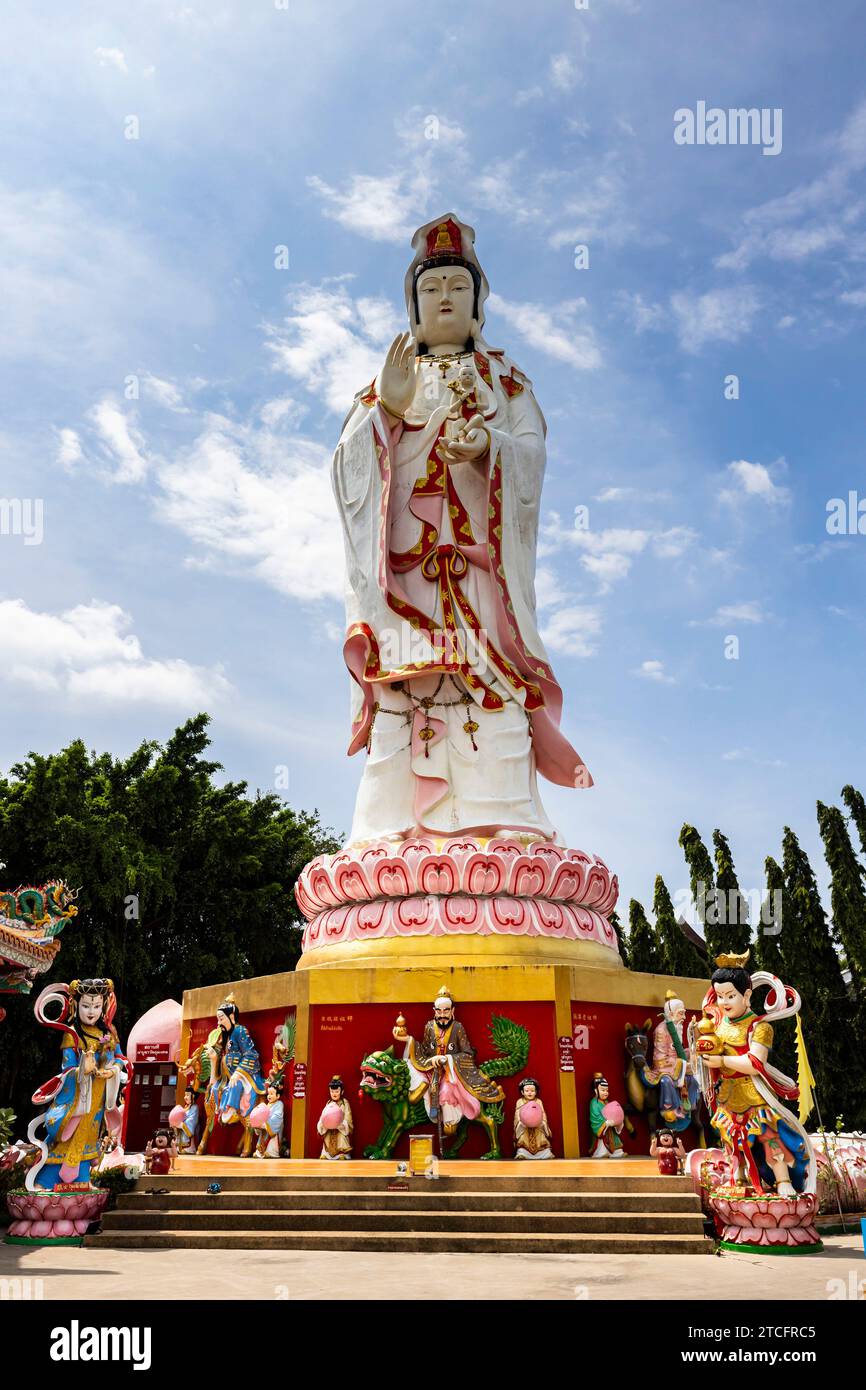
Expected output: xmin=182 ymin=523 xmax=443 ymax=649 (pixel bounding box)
xmin=332 ymin=214 xmax=591 ymax=846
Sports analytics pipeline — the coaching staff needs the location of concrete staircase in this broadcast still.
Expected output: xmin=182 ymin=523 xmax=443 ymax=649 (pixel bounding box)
xmin=86 ymin=1172 xmax=711 ymax=1254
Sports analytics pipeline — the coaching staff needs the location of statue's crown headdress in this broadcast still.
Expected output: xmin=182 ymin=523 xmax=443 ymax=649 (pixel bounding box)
xmin=714 ymin=949 xmax=750 ymax=969
xmin=405 ymin=213 xmax=490 ymax=341
xmin=434 ymin=985 xmax=454 ymax=1007
xmin=70 ymin=977 xmax=113 ymax=999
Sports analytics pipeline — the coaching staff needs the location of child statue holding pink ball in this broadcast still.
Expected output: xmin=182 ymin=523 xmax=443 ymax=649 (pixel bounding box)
xmin=317 ymin=1076 xmax=354 ymax=1159
xmin=251 ymin=1079 xmax=285 ymax=1158
xmin=588 ymin=1073 xmax=626 ymax=1158
xmin=513 ymin=1077 xmax=553 ymax=1159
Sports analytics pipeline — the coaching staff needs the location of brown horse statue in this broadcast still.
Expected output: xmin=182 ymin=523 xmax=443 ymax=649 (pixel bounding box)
xmin=624 ymin=1020 xmax=708 ymax=1146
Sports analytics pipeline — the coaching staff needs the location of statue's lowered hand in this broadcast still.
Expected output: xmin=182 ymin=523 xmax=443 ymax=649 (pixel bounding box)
xmin=440 ymin=413 xmax=489 ymax=462
xmin=376 ymin=332 xmax=417 ymax=419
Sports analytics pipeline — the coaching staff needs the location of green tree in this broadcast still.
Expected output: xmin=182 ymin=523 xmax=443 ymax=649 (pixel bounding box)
xmin=782 ymin=826 xmax=862 ymax=1126
xmin=653 ymin=875 xmax=706 ymax=979
xmin=817 ymin=801 xmax=866 ymax=1007
xmin=0 ymin=714 xmax=340 ymax=1120
xmin=751 ymin=857 xmax=796 ymax=1081
xmin=712 ymin=830 xmax=752 ymax=957
xmin=609 ymin=907 xmax=628 ymax=966
xmin=678 ymin=823 xmax=718 ymax=956
xmin=841 ymin=784 xmax=866 ymax=861
xmin=626 ymin=897 xmax=664 ymax=974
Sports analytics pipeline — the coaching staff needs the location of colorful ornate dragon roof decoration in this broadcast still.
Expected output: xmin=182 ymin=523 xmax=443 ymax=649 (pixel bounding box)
xmin=0 ymin=881 xmax=79 ymax=999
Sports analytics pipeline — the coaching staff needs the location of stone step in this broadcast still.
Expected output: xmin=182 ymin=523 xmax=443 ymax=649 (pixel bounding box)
xmin=137 ymin=1174 xmax=692 ymax=1194
xmin=101 ymin=1207 xmax=706 ymax=1235
xmin=87 ymin=1229 xmax=711 ymax=1254
xmin=117 ymin=1190 xmax=701 ymax=1214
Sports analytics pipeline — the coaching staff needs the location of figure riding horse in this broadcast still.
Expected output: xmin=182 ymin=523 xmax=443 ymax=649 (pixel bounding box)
xmin=624 ymin=1014 xmax=708 ymax=1145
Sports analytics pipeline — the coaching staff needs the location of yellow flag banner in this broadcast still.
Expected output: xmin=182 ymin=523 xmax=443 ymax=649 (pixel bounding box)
xmin=795 ymin=1015 xmax=816 ymax=1125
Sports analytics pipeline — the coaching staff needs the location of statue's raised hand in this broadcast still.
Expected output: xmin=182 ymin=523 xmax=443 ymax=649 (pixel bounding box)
xmin=376 ymin=332 xmax=417 ymax=419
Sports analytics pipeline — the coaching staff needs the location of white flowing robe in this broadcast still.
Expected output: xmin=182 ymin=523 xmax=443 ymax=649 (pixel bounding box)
xmin=332 ymin=348 xmax=590 ymax=845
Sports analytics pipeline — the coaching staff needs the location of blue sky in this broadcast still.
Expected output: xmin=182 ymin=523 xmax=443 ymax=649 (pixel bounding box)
xmin=1 ymin=0 xmax=865 ymax=932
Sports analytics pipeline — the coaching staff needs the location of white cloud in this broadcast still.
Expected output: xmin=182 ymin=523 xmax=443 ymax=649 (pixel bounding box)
xmin=486 ymin=292 xmax=601 ymax=370
xmin=540 ymin=605 xmax=603 ymax=658
xmin=692 ymin=601 xmax=766 ymax=627
xmin=88 ymin=398 xmax=150 ymax=484
xmin=721 ymin=748 xmax=786 ymax=768
xmin=547 ymin=169 xmax=635 ymax=250
xmin=652 ymin=526 xmax=698 ymax=558
xmin=540 ymin=514 xmax=696 ymax=592
xmin=143 ymin=373 xmax=187 ymax=411
xmin=534 ymin=565 xmax=570 ymax=610
xmin=594 ymin=486 xmax=672 ymax=504
xmin=550 ymin=53 xmax=579 ymax=91
xmin=616 ymin=291 xmax=667 ymax=334
xmin=634 ymin=659 xmax=676 ymax=685
xmin=0 ymin=183 xmax=211 ymax=367
xmin=718 ymin=459 xmax=790 ymax=508
xmin=155 ymin=412 xmax=345 ymax=603
xmin=840 ymin=288 xmax=866 ymax=307
xmin=307 ymin=172 xmax=432 ymax=244
xmin=94 ymin=47 xmax=127 ymax=73
xmin=56 ymin=428 xmax=83 ymax=471
xmin=716 ymin=99 xmax=866 ymax=273
xmin=266 ymin=282 xmax=399 ymax=414
xmin=0 ymin=598 xmax=229 ymax=706
xmin=670 ymin=286 xmax=760 ymax=353
xmin=395 ymin=108 xmax=466 ymax=148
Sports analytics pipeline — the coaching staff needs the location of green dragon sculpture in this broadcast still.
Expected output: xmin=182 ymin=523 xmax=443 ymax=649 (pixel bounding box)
xmin=0 ymin=881 xmax=79 ymax=941
xmin=359 ymin=1013 xmax=530 ymax=1160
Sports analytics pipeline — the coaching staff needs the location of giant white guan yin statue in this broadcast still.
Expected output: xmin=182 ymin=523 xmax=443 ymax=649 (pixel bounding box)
xmin=296 ymin=215 xmax=617 ymax=966
xmin=332 ymin=214 xmax=591 ymax=847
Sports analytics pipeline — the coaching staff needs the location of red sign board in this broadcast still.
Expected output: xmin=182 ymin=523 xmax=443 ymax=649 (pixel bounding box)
xmin=135 ymin=1042 xmax=171 ymax=1062
xmin=558 ymin=1035 xmax=574 ymax=1072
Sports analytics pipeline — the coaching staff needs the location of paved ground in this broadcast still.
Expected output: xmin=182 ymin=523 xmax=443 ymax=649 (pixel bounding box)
xmin=1 ymin=1234 xmax=863 ymax=1300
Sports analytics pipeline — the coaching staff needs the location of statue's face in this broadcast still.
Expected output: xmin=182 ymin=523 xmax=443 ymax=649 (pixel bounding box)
xmin=670 ymin=1002 xmax=686 ymax=1024
xmin=715 ymin=981 xmax=750 ymax=1019
xmin=267 ymin=1086 xmax=278 ymax=1103
xmin=522 ymin=1084 xmax=537 ymax=1100
xmin=416 ymin=266 xmax=474 ymax=348
xmin=434 ymin=1004 xmax=453 ymax=1027
xmin=597 ymin=1082 xmax=609 ymax=1102
xmin=659 ymin=1131 xmax=674 ymax=1147
xmin=216 ymin=1009 xmax=231 ymax=1031
xmin=78 ymin=993 xmax=104 ymax=1026
xmin=183 ymin=1090 xmax=193 ymax=1106
xmin=329 ymin=1086 xmax=342 ymax=1100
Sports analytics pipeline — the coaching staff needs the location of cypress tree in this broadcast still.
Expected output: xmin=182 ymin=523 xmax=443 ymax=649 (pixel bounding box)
xmin=751 ymin=857 xmax=796 ymax=1081
xmin=627 ymin=897 xmax=664 ymax=974
xmin=817 ymin=801 xmax=866 ymax=1008
xmin=653 ymin=874 xmax=706 ymax=978
xmin=782 ymin=826 xmax=862 ymax=1126
xmin=609 ymin=907 xmax=629 ymax=966
xmin=712 ymin=829 xmax=752 ymax=956
xmin=841 ymin=785 xmax=866 ymax=861
xmin=678 ymin=823 xmax=719 ymax=954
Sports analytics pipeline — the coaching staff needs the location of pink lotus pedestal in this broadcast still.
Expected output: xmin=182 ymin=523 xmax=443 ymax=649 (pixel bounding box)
xmin=709 ymin=1188 xmax=823 ymax=1253
xmin=295 ymin=835 xmax=620 ymax=968
xmin=5 ymin=1186 xmax=109 ymax=1245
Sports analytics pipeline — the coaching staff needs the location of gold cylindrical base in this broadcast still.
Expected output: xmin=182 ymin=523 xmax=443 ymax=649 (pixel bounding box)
xmin=297 ymin=932 xmax=623 ymax=972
